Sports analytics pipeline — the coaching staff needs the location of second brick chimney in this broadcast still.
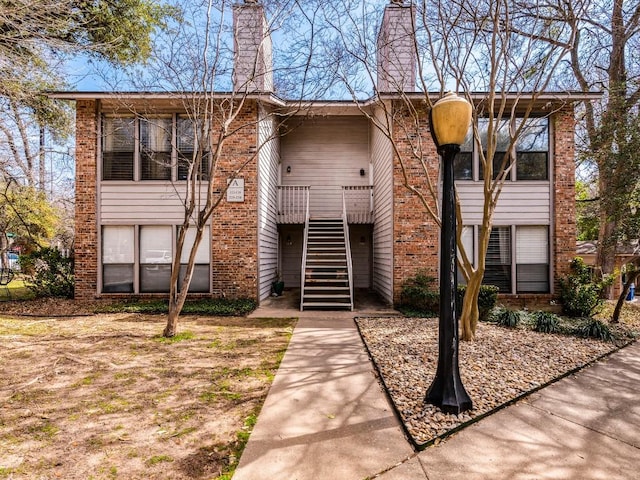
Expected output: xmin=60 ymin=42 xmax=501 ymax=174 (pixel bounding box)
xmin=233 ymin=1 xmax=273 ymax=93
xmin=377 ymin=1 xmax=417 ymax=93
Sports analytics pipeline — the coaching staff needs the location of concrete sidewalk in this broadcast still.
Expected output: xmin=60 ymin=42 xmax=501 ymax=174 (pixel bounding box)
xmin=234 ymin=306 xmax=640 ymax=480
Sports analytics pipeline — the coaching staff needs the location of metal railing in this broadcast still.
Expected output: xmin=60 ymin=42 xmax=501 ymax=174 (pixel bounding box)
xmin=342 ymin=185 xmax=374 ymax=224
xmin=278 ymin=185 xmax=310 ymax=224
xmin=299 ymin=191 xmax=311 ymax=310
xmin=341 ymin=192 xmax=354 ymax=311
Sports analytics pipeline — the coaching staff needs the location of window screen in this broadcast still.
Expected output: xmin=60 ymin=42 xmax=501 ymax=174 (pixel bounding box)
xmin=516 ymin=226 xmax=549 ymax=292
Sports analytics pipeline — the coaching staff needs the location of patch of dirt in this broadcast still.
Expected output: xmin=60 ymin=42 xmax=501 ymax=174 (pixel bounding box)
xmin=0 ymin=307 xmax=296 ymax=479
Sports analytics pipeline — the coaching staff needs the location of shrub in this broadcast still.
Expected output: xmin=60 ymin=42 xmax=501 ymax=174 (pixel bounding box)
xmin=457 ymin=284 xmax=499 ymax=322
xmin=400 ymin=272 xmax=439 ymax=316
xmin=531 ymin=310 xmax=561 ymax=333
xmin=578 ymin=318 xmax=614 ymax=342
xmin=558 ymin=257 xmax=614 ymax=318
xmin=494 ymin=307 xmax=521 ymax=328
xmin=19 ymin=247 xmax=74 ymax=298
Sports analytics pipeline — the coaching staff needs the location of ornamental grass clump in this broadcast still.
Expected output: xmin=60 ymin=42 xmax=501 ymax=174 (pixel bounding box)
xmin=532 ymin=310 xmax=561 ymax=334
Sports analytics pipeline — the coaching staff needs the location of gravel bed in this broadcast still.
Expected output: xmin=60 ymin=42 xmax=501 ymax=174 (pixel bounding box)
xmin=356 ymin=317 xmax=619 ymax=446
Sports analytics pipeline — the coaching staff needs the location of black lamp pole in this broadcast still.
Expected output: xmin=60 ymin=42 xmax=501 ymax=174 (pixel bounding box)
xmin=424 ymin=142 xmax=473 ymax=414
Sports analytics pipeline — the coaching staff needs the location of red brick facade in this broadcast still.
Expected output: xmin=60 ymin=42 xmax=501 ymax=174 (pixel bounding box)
xmin=75 ymin=100 xmax=99 ymax=300
xmin=391 ymin=101 xmax=440 ymax=302
xmin=552 ymin=107 xmax=578 ymax=292
xmin=210 ymin=102 xmax=259 ymax=299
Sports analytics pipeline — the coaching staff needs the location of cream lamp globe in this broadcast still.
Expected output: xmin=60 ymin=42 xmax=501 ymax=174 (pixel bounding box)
xmin=431 ymin=92 xmax=472 ymax=147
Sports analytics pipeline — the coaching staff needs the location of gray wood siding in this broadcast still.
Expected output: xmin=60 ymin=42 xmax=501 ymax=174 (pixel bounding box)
xmin=280 ymin=116 xmax=370 ymax=218
xmin=257 ymin=106 xmax=280 ymax=301
xmin=349 ymin=225 xmax=372 ymax=288
xmin=457 ymin=182 xmax=551 ymax=225
xmin=371 ymin=108 xmax=394 ymax=304
xmin=100 ymin=183 xmax=208 ymax=224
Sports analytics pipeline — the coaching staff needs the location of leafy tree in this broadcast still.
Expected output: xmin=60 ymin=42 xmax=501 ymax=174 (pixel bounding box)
xmin=576 ymin=180 xmax=600 ymax=241
xmin=0 ymin=182 xmax=59 ymax=269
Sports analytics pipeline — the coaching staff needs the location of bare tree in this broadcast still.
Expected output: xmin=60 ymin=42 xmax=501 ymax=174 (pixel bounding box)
xmin=106 ymin=0 xmax=320 ymax=336
xmin=320 ymin=0 xmax=576 ymax=340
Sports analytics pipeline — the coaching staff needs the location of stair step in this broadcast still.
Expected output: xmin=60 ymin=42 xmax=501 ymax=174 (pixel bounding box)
xmin=302 ymin=302 xmax=352 ymax=309
xmin=303 ymin=294 xmax=351 ymax=299
xmin=305 ymin=271 xmax=348 ymax=276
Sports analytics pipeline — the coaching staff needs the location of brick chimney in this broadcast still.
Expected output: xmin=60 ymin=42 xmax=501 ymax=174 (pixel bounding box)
xmin=377 ymin=1 xmax=417 ymax=93
xmin=233 ymin=1 xmax=273 ymax=93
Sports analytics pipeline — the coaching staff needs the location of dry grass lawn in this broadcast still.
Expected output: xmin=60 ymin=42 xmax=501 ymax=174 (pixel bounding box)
xmin=0 ymin=310 xmax=295 ymax=479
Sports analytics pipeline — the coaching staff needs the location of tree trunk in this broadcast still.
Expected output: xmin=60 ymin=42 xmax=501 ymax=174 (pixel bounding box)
xmin=611 ymin=269 xmax=638 ymax=323
xmin=163 ymin=307 xmax=180 ymax=337
xmin=596 ymin=217 xmax=617 ymax=299
xmin=459 ymin=272 xmax=481 ymax=341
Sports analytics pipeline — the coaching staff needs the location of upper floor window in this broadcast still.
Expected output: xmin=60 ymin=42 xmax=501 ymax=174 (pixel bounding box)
xmin=102 ymin=114 xmax=209 ymax=182
xmin=454 ymin=117 xmax=549 ymax=182
xmin=103 ymin=117 xmax=135 ymax=181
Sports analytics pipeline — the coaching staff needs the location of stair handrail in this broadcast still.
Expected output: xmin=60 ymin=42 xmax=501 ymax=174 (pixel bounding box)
xmin=300 ymin=187 xmax=310 ymax=310
xmin=342 ymin=189 xmax=354 ymax=311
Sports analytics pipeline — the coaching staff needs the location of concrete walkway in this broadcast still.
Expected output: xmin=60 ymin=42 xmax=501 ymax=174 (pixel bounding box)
xmin=234 ymin=300 xmax=640 ymax=480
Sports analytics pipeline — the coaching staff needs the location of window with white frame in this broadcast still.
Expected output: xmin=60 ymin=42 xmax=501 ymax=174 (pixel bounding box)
xmin=101 ymin=225 xmax=211 ymax=294
xmin=140 ymin=117 xmax=172 ymax=180
xmin=103 ymin=118 xmax=135 ymax=181
xmin=177 ymin=116 xmax=210 ymax=181
xmin=103 ymin=115 xmax=211 ymax=182
xmin=102 ymin=226 xmax=135 ymax=292
xmin=179 ymin=226 xmax=211 ymax=293
xmin=516 ymin=226 xmax=549 ymax=293
xmin=454 ymin=117 xmax=549 ymax=182
xmin=477 ymin=225 xmax=550 ymax=294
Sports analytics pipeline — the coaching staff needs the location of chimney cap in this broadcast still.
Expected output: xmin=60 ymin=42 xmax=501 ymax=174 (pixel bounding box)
xmin=390 ymin=0 xmax=405 ymax=5
xmin=244 ymin=0 xmax=258 ymax=4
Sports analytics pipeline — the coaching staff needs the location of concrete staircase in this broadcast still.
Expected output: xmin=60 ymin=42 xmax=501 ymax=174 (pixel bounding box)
xmin=301 ymin=219 xmax=353 ymax=310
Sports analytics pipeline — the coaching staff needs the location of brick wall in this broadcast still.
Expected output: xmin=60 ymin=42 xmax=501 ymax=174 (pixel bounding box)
xmin=392 ymin=101 xmax=440 ymax=303
xmin=74 ymin=100 xmax=99 ymax=300
xmin=210 ymin=101 xmax=260 ymax=299
xmin=552 ymin=106 xmax=577 ymax=294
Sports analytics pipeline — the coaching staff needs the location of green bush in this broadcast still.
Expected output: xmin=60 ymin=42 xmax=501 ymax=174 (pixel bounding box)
xmin=19 ymin=247 xmax=74 ymax=298
xmin=400 ymin=273 xmax=499 ymax=320
xmin=578 ymin=318 xmax=614 ymax=342
xmin=558 ymin=257 xmax=614 ymax=318
xmin=494 ymin=307 xmax=521 ymax=328
xmin=531 ymin=310 xmax=561 ymax=333
xmin=457 ymin=284 xmax=499 ymax=322
xmin=400 ymin=272 xmax=439 ymax=316
xmin=95 ymin=298 xmax=257 ymax=316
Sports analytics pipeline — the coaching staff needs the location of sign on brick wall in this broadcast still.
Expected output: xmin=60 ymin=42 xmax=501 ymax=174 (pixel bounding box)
xmin=227 ymin=178 xmax=245 ymax=202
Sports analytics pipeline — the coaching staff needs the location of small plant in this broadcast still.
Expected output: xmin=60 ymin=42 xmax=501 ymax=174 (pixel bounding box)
xmin=558 ymin=257 xmax=614 ymax=318
xmin=532 ymin=311 xmax=561 ymax=333
xmin=579 ymin=318 xmax=614 ymax=342
xmin=400 ymin=272 xmax=439 ymax=315
xmin=494 ymin=307 xmax=521 ymax=328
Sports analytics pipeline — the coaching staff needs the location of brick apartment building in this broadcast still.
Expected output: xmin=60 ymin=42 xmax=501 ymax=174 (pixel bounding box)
xmin=55 ymin=1 xmax=600 ymax=310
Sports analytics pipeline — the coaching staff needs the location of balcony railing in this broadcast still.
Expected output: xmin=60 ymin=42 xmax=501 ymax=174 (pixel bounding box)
xmin=278 ymin=185 xmax=374 ymax=224
xmin=342 ymin=185 xmax=374 ymax=224
xmin=278 ymin=185 xmax=310 ymax=224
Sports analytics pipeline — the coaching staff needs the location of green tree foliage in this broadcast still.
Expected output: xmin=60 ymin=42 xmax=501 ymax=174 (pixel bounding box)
xmin=0 ymin=182 xmax=59 ymax=268
xmin=19 ymin=247 xmax=74 ymax=298
xmin=576 ymin=180 xmax=599 ymax=241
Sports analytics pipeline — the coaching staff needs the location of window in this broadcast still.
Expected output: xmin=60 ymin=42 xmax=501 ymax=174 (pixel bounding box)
xmin=516 ymin=226 xmax=549 ymax=293
xmin=484 ymin=226 xmax=511 ymax=292
xmin=103 ymin=118 xmax=135 ymax=180
xmin=179 ymin=226 xmax=210 ymax=292
xmin=457 ymin=225 xmax=474 ymax=284
xmin=101 ymin=224 xmax=211 ymax=294
xmin=455 ymin=116 xmax=550 ymax=182
xmin=479 ymin=119 xmax=512 ymax=181
xmin=516 ymin=118 xmax=549 ymax=180
xmin=140 ymin=226 xmax=172 ymax=293
xmin=102 ymin=226 xmax=134 ymax=292
xmin=177 ymin=116 xmax=209 ymax=181
xmin=140 ymin=118 xmax=172 ymax=180
xmin=454 ymin=131 xmax=473 ymax=180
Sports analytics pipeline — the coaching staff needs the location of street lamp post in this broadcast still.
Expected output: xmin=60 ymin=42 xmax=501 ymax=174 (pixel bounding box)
xmin=425 ymin=92 xmax=473 ymax=415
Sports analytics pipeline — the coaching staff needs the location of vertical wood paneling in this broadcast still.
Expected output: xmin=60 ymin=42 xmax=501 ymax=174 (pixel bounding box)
xmin=349 ymin=225 xmax=372 ymax=288
xmin=281 ymin=116 xmax=370 ymax=218
xmin=371 ymin=107 xmax=394 ymax=304
xmin=257 ymin=105 xmax=280 ymax=300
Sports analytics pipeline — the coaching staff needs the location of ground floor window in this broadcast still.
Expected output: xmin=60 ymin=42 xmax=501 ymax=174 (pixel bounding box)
xmin=459 ymin=224 xmax=550 ymax=294
xmin=101 ymin=225 xmax=211 ymax=294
